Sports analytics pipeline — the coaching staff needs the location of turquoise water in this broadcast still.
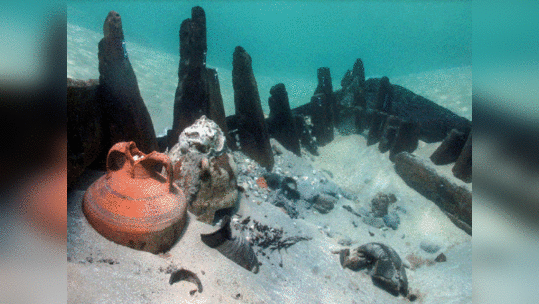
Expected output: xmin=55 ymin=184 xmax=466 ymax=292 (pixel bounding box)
xmin=67 ymin=1 xmax=471 ymax=81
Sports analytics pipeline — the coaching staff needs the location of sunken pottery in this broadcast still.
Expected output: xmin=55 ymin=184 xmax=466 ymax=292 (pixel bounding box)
xmin=83 ymin=141 xmax=188 ymax=254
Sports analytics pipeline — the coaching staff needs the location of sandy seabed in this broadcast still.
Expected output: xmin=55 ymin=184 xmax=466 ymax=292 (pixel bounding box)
xmin=68 ymin=22 xmax=472 ymax=303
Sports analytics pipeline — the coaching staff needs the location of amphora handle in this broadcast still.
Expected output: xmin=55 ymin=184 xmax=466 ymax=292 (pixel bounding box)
xmin=106 ymin=141 xmax=173 ymax=190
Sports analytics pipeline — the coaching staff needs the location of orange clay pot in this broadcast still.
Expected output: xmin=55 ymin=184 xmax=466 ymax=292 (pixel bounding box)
xmin=83 ymin=141 xmax=187 ymax=254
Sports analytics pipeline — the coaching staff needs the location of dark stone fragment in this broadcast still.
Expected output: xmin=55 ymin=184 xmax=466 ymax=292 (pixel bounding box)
xmin=430 ymin=129 xmax=467 ymax=165
xmin=389 ymin=120 xmax=420 ymax=162
xmin=266 ymin=83 xmax=301 ymax=156
xmin=367 ymin=111 xmax=388 ymax=146
xmin=383 ymin=212 xmax=400 ymax=230
xmin=67 ymin=78 xmax=102 ymax=188
xmin=362 ymin=215 xmax=386 ymax=229
xmin=312 ymin=194 xmax=337 ymax=214
xmin=434 ymin=253 xmax=447 ymax=262
xmin=232 ymin=46 xmax=274 ymax=170
xmin=378 ymin=115 xmax=401 ymax=153
xmin=371 ymin=192 xmax=397 ymax=217
xmin=394 ymin=152 xmax=472 ymax=235
xmin=452 ymin=132 xmax=472 ymax=183
xmin=96 ymin=11 xmax=157 ymax=161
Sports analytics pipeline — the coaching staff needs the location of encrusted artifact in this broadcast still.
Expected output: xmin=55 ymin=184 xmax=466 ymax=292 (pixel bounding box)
xmin=168 ymin=116 xmax=238 ymax=224
xmin=338 ymin=242 xmax=408 ymax=296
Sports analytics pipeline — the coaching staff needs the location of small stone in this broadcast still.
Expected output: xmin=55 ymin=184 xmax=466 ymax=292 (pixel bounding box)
xmin=362 ymin=215 xmax=385 ymax=229
xmin=420 ymin=240 xmax=441 ymax=254
xmin=383 ymin=212 xmax=400 ymax=230
xmin=312 ymin=194 xmax=337 ymax=214
xmin=434 ymin=253 xmax=447 ymax=262
xmin=338 ymin=237 xmax=352 ymax=246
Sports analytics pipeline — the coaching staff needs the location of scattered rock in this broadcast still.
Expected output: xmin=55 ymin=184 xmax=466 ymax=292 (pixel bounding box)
xmin=312 ymin=193 xmax=337 ymax=214
xmin=434 ymin=253 xmax=447 ymax=262
xmin=362 ymin=215 xmax=386 ymax=229
xmin=371 ymin=192 xmax=397 ymax=217
xmin=383 ymin=212 xmax=400 ymax=230
xmin=420 ymin=240 xmax=441 ymax=254
xmin=338 ymin=237 xmax=353 ymax=246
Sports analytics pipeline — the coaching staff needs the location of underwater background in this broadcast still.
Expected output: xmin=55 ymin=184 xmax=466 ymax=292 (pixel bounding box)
xmin=67 ymin=0 xmax=471 ymax=135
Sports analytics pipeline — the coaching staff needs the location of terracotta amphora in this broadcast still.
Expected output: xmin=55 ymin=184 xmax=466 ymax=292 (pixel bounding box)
xmin=83 ymin=141 xmax=187 ymax=253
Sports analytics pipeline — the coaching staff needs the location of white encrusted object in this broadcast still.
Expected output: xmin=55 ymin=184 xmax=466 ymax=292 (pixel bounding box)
xmin=177 ymin=115 xmax=226 ymax=156
xmin=168 ymin=116 xmax=238 ymax=224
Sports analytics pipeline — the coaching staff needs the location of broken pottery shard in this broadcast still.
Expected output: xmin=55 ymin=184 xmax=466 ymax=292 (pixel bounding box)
xmin=267 ymin=83 xmax=301 ymax=156
xmin=339 ymin=242 xmax=408 ymax=297
xmin=232 ymin=46 xmax=274 ymax=170
xmin=97 ymin=11 xmax=157 ymax=156
xmin=430 ymin=128 xmax=467 ymax=165
xmin=201 ymin=216 xmax=260 ymax=273
xmin=452 ymin=132 xmax=472 ymax=183
xmin=394 ymin=152 xmax=472 ymax=235
xmin=169 ymin=268 xmax=203 ymax=293
xmin=168 ymin=116 xmax=238 ymax=224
